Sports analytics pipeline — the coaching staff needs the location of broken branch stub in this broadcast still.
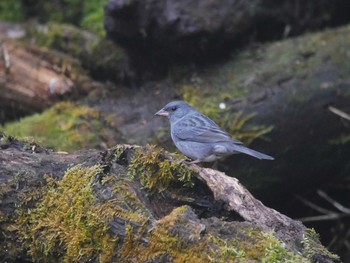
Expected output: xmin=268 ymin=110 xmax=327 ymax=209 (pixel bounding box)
xmin=191 ymin=165 xmax=305 ymax=252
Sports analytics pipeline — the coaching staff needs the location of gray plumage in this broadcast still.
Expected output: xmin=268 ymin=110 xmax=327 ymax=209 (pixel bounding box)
xmin=155 ymin=101 xmax=274 ymax=163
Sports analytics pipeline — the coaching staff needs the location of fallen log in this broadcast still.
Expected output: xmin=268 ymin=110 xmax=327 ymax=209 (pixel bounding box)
xmin=0 ymin=30 xmax=97 ymax=122
xmin=0 ymin=135 xmax=340 ymax=262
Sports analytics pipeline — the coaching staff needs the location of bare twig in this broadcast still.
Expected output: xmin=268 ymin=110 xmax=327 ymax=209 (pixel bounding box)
xmin=328 ymin=106 xmax=350 ymax=122
xmin=0 ymin=42 xmax=11 ymax=70
xmin=298 ymin=213 xmax=349 ymax=222
xmin=317 ymin=190 xmax=350 ymax=214
xmin=296 ymin=195 xmax=335 ymax=214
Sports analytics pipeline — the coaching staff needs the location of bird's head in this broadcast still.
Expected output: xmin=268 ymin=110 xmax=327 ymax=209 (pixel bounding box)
xmin=155 ymin=101 xmax=194 ymax=122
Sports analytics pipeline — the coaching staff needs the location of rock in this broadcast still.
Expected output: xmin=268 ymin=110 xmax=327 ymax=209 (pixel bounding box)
xmin=104 ymin=0 xmax=350 ymax=71
xmin=104 ymin=0 xmax=257 ymax=72
xmin=142 ymin=25 xmax=350 ymax=213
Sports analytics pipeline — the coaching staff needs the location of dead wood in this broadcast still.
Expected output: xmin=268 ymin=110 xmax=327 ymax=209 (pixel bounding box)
xmin=192 ymin=165 xmax=304 ymax=252
xmin=0 ymin=137 xmax=340 ymax=262
xmin=0 ymin=35 xmax=95 ymax=119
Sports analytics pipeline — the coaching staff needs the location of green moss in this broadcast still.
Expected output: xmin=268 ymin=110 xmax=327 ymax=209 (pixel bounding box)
xmin=128 ymin=145 xmax=194 ymax=193
xmin=118 ymin=206 xmax=208 ymax=263
xmin=16 ymin=165 xmax=118 ymax=263
xmin=329 ymin=133 xmax=350 ymax=145
xmin=302 ymin=228 xmax=340 ymax=262
xmin=80 ymin=1 xmax=109 ymax=36
xmin=87 ymin=37 xmax=128 ymax=73
xmin=111 ymin=178 xmax=152 ymax=220
xmin=0 ymin=0 xmax=108 ymax=35
xmin=0 ymin=165 xmax=47 ymax=260
xmin=110 ymin=144 xmax=131 ymax=162
xmin=0 ymin=133 xmax=13 ymax=143
xmin=0 ymin=1 xmax=23 ymax=22
xmin=0 ymin=0 xmax=109 ymax=34
xmin=21 ymin=0 xmax=108 ymax=35
xmin=28 ymin=23 xmax=93 ymax=58
xmin=208 ymin=230 xmax=309 ymax=263
xmin=25 ymin=23 xmax=127 ymax=83
xmin=1 ymin=101 xmax=119 ymax=152
xmin=9 ymin=155 xmax=328 ymax=262
xmin=115 ymin=205 xmax=311 ymax=263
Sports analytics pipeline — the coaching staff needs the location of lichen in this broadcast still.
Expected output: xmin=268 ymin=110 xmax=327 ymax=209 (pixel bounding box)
xmin=128 ymin=145 xmax=194 ymax=193
xmin=1 ymin=101 xmax=120 ymax=152
xmin=16 ymin=165 xmax=118 ymax=263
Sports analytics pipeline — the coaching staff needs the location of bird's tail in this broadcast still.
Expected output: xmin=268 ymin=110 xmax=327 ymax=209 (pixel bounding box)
xmin=230 ymin=145 xmax=274 ymax=160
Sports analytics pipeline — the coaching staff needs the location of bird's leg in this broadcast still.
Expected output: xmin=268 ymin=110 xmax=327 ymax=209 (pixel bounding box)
xmin=211 ymin=160 xmax=218 ymax=170
xmin=182 ymin=159 xmax=201 ymax=165
xmin=188 ymin=159 xmax=201 ymax=164
xmin=181 ymin=158 xmax=190 ymax=164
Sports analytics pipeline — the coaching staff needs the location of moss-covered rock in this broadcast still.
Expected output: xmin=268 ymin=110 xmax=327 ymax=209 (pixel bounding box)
xmin=24 ymin=23 xmax=130 ymax=83
xmin=1 ymin=101 xmax=122 ymax=152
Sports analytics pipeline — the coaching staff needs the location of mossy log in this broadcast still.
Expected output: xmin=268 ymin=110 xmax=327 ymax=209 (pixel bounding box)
xmin=0 ymin=21 xmax=134 ymax=123
xmin=0 ymin=23 xmax=102 ymax=122
xmin=21 ymin=22 xmax=132 ymax=84
xmin=0 ymin=135 xmax=340 ymax=262
xmin=0 ymin=39 xmax=68 ymax=109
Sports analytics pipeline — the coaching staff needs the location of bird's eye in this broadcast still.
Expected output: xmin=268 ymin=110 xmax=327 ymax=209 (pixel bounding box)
xmin=171 ymin=106 xmax=177 ymax=111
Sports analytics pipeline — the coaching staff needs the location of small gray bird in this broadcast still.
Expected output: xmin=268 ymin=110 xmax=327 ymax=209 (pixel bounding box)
xmin=155 ymin=101 xmax=273 ymax=163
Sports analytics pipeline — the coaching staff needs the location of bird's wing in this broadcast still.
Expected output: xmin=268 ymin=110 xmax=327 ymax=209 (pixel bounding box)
xmin=173 ymin=114 xmax=243 ymax=144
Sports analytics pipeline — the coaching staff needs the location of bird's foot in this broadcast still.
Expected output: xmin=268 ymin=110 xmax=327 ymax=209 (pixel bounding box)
xmin=211 ymin=160 xmax=219 ymax=170
xmin=186 ymin=159 xmax=201 ymax=165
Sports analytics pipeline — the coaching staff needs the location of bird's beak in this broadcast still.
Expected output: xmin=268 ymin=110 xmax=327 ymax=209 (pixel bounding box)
xmin=155 ymin=109 xmax=169 ymax=117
